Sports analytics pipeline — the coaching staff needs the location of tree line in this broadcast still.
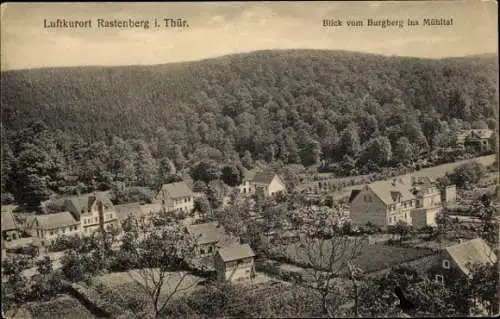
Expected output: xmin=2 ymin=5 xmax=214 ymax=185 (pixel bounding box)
xmin=1 ymin=50 xmax=498 ymax=208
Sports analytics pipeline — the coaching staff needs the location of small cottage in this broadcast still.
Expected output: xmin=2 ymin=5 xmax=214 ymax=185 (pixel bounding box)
xmin=215 ymin=243 xmax=256 ymax=282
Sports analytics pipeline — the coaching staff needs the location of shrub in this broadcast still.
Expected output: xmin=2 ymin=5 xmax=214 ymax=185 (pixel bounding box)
xmin=49 ymin=235 xmax=83 ymax=252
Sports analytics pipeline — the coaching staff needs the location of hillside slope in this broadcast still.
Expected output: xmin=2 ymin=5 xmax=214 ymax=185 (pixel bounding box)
xmin=2 ymin=50 xmax=497 ymax=141
xmin=1 ymin=50 xmax=498 ymax=206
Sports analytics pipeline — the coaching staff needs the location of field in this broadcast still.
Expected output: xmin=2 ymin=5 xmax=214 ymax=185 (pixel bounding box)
xmin=409 ymin=155 xmax=496 ymax=179
xmin=96 ymin=269 xmax=204 ymax=298
xmin=270 ymin=240 xmax=435 ymax=276
xmin=18 ymin=295 xmax=94 ymax=319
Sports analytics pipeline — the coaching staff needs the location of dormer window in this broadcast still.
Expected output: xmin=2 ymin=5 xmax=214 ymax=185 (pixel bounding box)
xmin=442 ymin=259 xmax=450 ymax=269
xmin=435 ymin=274 xmax=444 ymax=284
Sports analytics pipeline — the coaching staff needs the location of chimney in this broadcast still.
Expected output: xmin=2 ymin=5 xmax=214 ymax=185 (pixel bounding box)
xmin=88 ymin=193 xmax=97 ymax=212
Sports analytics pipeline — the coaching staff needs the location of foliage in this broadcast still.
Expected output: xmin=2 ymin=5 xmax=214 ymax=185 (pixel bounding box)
xmin=389 ymin=220 xmax=413 ymax=244
xmin=446 ymin=161 xmax=487 ymax=188
xmin=467 ymin=261 xmax=499 ymax=315
xmin=112 ymin=222 xmax=199 ymax=318
xmin=359 ymin=265 xmax=460 ymax=317
xmin=110 ymin=185 xmax=154 ymax=205
xmin=221 ymin=164 xmax=244 ymax=187
xmin=1 ymin=51 xmax=497 ymax=207
xmin=193 ymin=196 xmax=210 ymax=216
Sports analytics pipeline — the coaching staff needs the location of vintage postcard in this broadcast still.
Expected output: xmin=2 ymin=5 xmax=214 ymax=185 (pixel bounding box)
xmin=1 ymin=1 xmax=498 ymax=318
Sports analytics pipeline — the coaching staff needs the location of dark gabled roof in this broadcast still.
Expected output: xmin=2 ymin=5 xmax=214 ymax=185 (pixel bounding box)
xmin=253 ymin=171 xmax=278 ymax=185
xmin=157 ymin=181 xmax=193 ymax=199
xmin=185 ymin=222 xmax=227 ymax=245
xmin=445 ymin=238 xmax=497 ymax=277
xmin=217 ymin=243 xmax=255 ymax=262
xmin=33 ymin=212 xmax=80 ymax=229
xmin=242 ymin=168 xmax=259 ymax=181
xmin=348 ymin=189 xmax=361 ymax=203
xmin=1 ymin=210 xmax=19 ymax=231
xmin=63 ymin=192 xmax=114 ymax=218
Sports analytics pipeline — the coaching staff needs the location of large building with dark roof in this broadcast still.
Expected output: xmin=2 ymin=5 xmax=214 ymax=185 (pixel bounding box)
xmin=29 ymin=192 xmax=119 ymax=245
xmin=348 ymin=175 xmax=456 ymax=228
xmin=29 ymin=212 xmax=81 ymax=246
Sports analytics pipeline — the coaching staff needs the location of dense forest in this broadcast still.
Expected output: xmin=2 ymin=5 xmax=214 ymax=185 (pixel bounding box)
xmin=1 ymin=50 xmax=498 ymax=209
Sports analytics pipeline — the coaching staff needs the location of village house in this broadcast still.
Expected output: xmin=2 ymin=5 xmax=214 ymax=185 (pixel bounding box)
xmin=349 ymin=175 xmax=456 ymax=229
xmin=114 ymin=202 xmax=163 ymax=226
xmin=428 ymin=238 xmax=497 ymax=285
xmin=252 ymin=171 xmax=286 ymax=198
xmin=214 ymin=243 xmax=256 ymax=282
xmin=1 ymin=209 xmax=22 ymax=241
xmin=237 ymin=169 xmax=257 ymax=195
xmin=455 ymin=129 xmax=494 ymax=152
xmin=29 ymin=212 xmax=81 ymax=246
xmin=410 ymin=177 xmax=444 ymax=228
xmin=154 ymin=181 xmax=194 ymax=213
xmin=465 ymin=129 xmax=494 ymax=152
xmin=185 ymin=222 xmax=239 ymax=259
xmin=64 ymin=192 xmax=119 ymax=235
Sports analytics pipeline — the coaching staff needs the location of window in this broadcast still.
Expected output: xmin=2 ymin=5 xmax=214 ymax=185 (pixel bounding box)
xmin=50 ymin=231 xmax=54 ymax=236
xmin=208 ymin=246 xmax=213 ymax=253
xmin=435 ymin=274 xmax=444 ymax=284
xmin=200 ymin=248 xmax=205 ymax=255
xmin=95 ymin=217 xmax=98 ymax=223
xmin=442 ymin=259 xmax=450 ymax=269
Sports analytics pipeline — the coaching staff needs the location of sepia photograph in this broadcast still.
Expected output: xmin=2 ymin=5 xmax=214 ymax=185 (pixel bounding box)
xmin=1 ymin=1 xmax=498 ymax=318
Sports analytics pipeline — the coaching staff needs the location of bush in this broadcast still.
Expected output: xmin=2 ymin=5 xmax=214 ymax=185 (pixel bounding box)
xmin=8 ymin=245 xmax=39 ymax=258
xmin=447 ymin=161 xmax=487 ymax=188
xmin=49 ymin=235 xmax=83 ymax=252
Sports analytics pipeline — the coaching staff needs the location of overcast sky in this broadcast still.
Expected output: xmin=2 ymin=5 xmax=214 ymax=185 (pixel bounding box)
xmin=1 ymin=1 xmax=497 ymax=70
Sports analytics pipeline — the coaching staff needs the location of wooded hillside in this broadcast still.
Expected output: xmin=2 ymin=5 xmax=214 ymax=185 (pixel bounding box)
xmin=1 ymin=50 xmax=498 ymax=208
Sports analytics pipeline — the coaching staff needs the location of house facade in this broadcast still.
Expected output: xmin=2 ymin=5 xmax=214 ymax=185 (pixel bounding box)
xmin=465 ymin=129 xmax=494 ymax=153
xmin=1 ymin=210 xmax=22 ymax=241
xmin=155 ymin=181 xmax=194 ymax=213
xmin=428 ymin=238 xmax=497 ymax=285
xmin=252 ymin=172 xmax=286 ymax=197
xmin=215 ymin=243 xmax=256 ymax=282
xmin=349 ymin=178 xmax=415 ymax=227
xmin=65 ymin=193 xmax=119 ymax=235
xmin=456 ymin=129 xmax=495 ymax=152
xmin=30 ymin=212 xmax=81 ymax=246
xmin=237 ymin=170 xmax=257 ymax=195
xmin=349 ymin=176 xmax=455 ymax=228
xmin=185 ymin=222 xmax=239 ymax=258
